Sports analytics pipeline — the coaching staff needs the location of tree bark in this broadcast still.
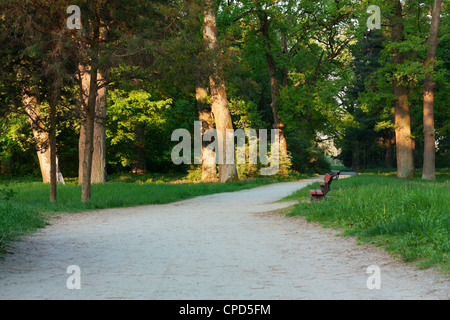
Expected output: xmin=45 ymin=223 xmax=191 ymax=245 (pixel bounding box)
xmin=78 ymin=67 xmax=88 ymax=185
xmin=78 ymin=21 xmax=107 ymax=186
xmin=196 ymin=84 xmax=218 ymax=182
xmin=203 ymin=0 xmax=239 ymax=183
xmin=81 ymin=62 xmax=99 ymax=202
xmin=92 ymin=72 xmax=107 ymax=183
xmin=48 ymin=88 xmax=58 ymax=202
xmin=391 ymin=0 xmax=415 ymax=178
xmin=78 ymin=67 xmax=107 ymax=184
xmin=23 ymin=94 xmax=65 ymax=185
xmin=131 ymin=124 xmax=147 ymax=174
xmin=422 ymin=0 xmax=442 ymax=181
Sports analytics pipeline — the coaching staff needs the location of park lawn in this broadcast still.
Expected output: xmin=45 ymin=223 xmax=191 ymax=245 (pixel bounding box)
xmin=0 ymin=175 xmax=285 ymax=254
xmin=283 ymin=172 xmax=450 ymax=274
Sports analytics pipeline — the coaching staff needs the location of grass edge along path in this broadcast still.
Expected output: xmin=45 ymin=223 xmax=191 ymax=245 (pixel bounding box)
xmin=282 ymin=172 xmax=450 ymax=275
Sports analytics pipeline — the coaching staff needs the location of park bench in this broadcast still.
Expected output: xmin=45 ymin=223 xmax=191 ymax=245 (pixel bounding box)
xmin=331 ymin=171 xmax=341 ymax=180
xmin=309 ymin=172 xmax=339 ymax=202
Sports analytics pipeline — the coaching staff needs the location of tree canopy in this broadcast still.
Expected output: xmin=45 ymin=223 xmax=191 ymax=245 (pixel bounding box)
xmin=0 ymin=0 xmax=448 ymax=200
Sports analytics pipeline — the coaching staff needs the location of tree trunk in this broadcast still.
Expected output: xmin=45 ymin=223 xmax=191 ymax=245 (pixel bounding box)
xmin=196 ymin=75 xmax=217 ymax=182
xmin=391 ymin=0 xmax=415 ymax=178
xmin=23 ymin=94 xmax=65 ymax=185
xmin=131 ymin=124 xmax=147 ymax=174
xmin=78 ymin=67 xmax=107 ymax=184
xmin=48 ymin=89 xmax=58 ymax=202
xmin=78 ymin=66 xmax=88 ymax=185
xmin=203 ymin=0 xmax=238 ymax=183
xmin=352 ymin=143 xmax=361 ymax=172
xmin=393 ymin=81 xmax=415 ymax=178
xmin=385 ymin=135 xmax=395 ymax=169
xmin=260 ymin=12 xmax=288 ymax=156
xmin=422 ymin=0 xmax=442 ymax=181
xmin=81 ymin=62 xmax=99 ymax=202
xmin=0 ymin=156 xmax=11 ymax=176
xmin=92 ymin=72 xmax=107 ymax=183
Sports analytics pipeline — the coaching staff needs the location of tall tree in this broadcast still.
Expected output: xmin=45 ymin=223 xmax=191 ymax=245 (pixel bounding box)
xmin=1 ymin=1 xmax=68 ymax=187
xmin=47 ymin=73 xmax=63 ymax=202
xmin=422 ymin=0 xmax=443 ymax=180
xmin=257 ymin=9 xmax=288 ymax=156
xmin=389 ymin=0 xmax=415 ymax=178
xmin=203 ymin=0 xmax=239 ymax=182
xmin=77 ymin=2 xmax=102 ymax=202
xmin=341 ymin=29 xmax=394 ymax=171
xmin=220 ymin=0 xmax=355 ymax=174
xmin=75 ymin=0 xmax=183 ymax=195
xmin=78 ymin=67 xmax=108 ymax=184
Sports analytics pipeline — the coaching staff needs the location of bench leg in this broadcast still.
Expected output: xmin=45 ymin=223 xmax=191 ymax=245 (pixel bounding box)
xmin=310 ymin=195 xmax=325 ymax=202
xmin=320 ymin=186 xmax=330 ymax=194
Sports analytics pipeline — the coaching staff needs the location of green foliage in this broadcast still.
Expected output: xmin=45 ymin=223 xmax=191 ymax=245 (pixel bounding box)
xmin=106 ymin=89 xmax=171 ymax=168
xmin=218 ymin=0 xmax=356 ymax=175
xmin=0 ymin=113 xmax=32 ymax=156
xmin=0 ymin=184 xmax=14 ymax=200
xmin=0 ymin=0 xmax=448 ymax=184
xmin=287 ymin=133 xmax=331 ymax=174
xmin=229 ymin=99 xmax=268 ymax=130
xmin=341 ymin=1 xmax=450 ymax=170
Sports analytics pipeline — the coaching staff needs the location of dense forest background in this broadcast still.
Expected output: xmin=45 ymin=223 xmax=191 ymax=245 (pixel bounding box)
xmin=0 ymin=0 xmax=448 ymax=188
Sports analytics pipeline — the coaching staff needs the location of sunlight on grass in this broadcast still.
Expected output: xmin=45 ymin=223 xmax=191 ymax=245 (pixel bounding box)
xmin=284 ymin=173 xmax=450 ymax=273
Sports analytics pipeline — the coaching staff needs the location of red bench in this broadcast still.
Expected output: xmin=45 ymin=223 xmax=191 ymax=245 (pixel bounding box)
xmin=309 ymin=173 xmax=335 ymax=202
xmin=331 ymin=171 xmax=341 ymax=180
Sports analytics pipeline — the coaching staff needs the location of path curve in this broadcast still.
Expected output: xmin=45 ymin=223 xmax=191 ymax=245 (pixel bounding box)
xmin=0 ymin=176 xmax=448 ymax=300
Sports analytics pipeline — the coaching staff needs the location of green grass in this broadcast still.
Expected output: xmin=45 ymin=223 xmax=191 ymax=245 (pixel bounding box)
xmin=283 ymin=172 xmax=450 ymax=274
xmin=0 ymin=175 xmax=281 ymax=254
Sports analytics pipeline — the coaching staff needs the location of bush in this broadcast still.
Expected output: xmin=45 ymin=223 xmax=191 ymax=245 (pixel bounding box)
xmin=287 ymin=134 xmax=331 ymax=174
xmin=0 ymin=184 xmax=14 ymax=200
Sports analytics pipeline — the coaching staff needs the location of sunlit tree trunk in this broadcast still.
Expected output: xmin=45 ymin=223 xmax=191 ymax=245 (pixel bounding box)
xmin=92 ymin=72 xmax=107 ymax=182
xmin=391 ymin=0 xmax=415 ymax=178
xmin=203 ymin=0 xmax=238 ymax=183
xmin=196 ymin=74 xmax=217 ymax=182
xmin=80 ymin=61 xmax=99 ymax=202
xmin=78 ymin=67 xmax=107 ymax=184
xmin=78 ymin=21 xmax=107 ymax=186
xmin=23 ymin=94 xmax=64 ymax=185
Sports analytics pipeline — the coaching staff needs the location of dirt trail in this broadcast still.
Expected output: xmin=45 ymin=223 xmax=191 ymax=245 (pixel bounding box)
xmin=0 ymin=176 xmax=448 ymax=300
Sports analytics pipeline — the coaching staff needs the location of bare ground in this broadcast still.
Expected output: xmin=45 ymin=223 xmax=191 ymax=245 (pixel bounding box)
xmin=0 ymin=177 xmax=448 ymax=300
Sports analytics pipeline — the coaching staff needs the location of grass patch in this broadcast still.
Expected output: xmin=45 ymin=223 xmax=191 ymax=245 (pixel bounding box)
xmin=283 ymin=172 xmax=450 ymax=274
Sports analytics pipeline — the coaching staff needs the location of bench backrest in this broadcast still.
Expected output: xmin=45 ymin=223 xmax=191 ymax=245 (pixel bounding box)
xmin=331 ymin=171 xmax=340 ymax=180
xmin=324 ymin=174 xmax=332 ymax=184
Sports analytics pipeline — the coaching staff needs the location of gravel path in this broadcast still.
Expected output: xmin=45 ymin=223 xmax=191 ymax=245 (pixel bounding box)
xmin=0 ymin=176 xmax=448 ymax=300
